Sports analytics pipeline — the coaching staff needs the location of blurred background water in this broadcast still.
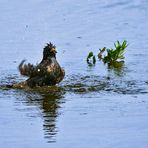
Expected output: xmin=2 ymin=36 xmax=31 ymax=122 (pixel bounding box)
xmin=0 ymin=0 xmax=148 ymax=147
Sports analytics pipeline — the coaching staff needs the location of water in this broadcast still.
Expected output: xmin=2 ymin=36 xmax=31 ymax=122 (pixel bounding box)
xmin=0 ymin=0 xmax=148 ymax=147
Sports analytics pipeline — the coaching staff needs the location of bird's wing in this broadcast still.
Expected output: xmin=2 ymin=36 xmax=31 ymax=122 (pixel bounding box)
xmin=18 ymin=60 xmax=45 ymax=77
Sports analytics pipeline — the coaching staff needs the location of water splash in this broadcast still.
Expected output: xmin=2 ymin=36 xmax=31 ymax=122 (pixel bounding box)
xmin=1 ymin=74 xmax=148 ymax=95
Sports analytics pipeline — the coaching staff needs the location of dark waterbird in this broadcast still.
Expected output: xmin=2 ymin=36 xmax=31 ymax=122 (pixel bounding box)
xmin=12 ymin=42 xmax=65 ymax=89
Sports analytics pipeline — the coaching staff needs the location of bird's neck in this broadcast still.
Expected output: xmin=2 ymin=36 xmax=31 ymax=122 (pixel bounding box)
xmin=41 ymin=55 xmax=56 ymax=64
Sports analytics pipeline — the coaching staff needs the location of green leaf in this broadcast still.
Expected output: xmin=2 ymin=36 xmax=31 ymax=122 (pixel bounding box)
xmin=102 ymin=40 xmax=128 ymax=65
xmin=93 ymin=56 xmax=96 ymax=64
xmin=87 ymin=52 xmax=93 ymax=59
xmin=87 ymin=52 xmax=96 ymax=65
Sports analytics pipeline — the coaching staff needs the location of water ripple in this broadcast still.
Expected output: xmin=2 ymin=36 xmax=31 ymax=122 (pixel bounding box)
xmin=0 ymin=74 xmax=148 ymax=95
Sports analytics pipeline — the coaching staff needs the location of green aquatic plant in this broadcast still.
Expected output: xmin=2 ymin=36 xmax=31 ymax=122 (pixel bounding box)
xmin=102 ymin=40 xmax=128 ymax=65
xmin=87 ymin=40 xmax=128 ymax=68
xmin=86 ymin=51 xmax=96 ymax=65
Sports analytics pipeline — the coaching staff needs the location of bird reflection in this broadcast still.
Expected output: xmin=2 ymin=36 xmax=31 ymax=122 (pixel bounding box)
xmin=41 ymin=93 xmax=64 ymax=143
xmin=16 ymin=89 xmax=65 ymax=143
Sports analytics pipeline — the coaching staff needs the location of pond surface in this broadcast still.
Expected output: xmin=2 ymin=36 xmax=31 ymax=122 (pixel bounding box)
xmin=0 ymin=0 xmax=148 ymax=147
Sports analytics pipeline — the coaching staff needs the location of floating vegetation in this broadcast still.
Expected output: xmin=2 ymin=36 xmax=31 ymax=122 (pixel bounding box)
xmin=87 ymin=40 xmax=128 ymax=68
xmin=100 ymin=40 xmax=128 ymax=66
xmin=86 ymin=51 xmax=96 ymax=66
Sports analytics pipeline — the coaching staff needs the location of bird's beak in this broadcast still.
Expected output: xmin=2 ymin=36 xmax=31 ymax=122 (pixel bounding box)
xmin=51 ymin=48 xmax=57 ymax=53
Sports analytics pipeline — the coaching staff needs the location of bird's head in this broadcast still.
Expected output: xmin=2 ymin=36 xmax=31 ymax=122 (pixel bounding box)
xmin=43 ymin=42 xmax=57 ymax=60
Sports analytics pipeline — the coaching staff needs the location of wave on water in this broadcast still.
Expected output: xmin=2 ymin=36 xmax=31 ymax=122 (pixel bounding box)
xmin=0 ymin=74 xmax=148 ymax=95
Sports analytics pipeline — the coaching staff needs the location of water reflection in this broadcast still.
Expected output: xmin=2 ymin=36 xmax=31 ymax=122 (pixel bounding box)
xmin=107 ymin=62 xmax=126 ymax=77
xmin=15 ymin=90 xmax=65 ymax=143
xmin=41 ymin=93 xmax=64 ymax=143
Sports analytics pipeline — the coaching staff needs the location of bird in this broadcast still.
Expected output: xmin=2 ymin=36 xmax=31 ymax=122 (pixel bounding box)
xmin=18 ymin=42 xmax=65 ymax=88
